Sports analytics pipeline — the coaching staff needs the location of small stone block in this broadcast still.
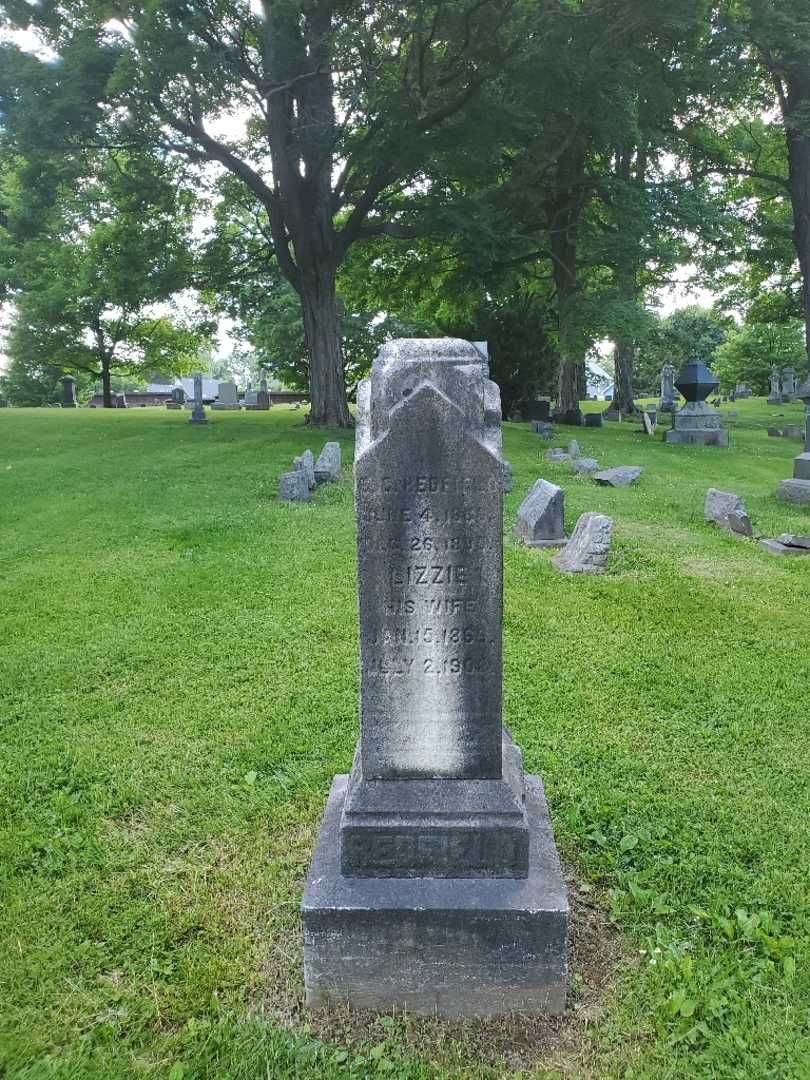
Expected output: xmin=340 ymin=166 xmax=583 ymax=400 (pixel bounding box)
xmin=777 ymin=533 xmax=810 ymax=549
xmin=793 ymin=454 xmax=810 ymax=481
xmin=760 ymin=539 xmax=810 ymax=556
xmin=278 ymin=470 xmax=311 ymax=502
xmin=571 ymin=458 xmax=600 ymax=475
xmin=514 ymin=479 xmax=566 ymax=547
xmin=593 ymin=466 xmax=643 ymax=487
xmin=532 ymin=421 xmax=555 ymax=439
xmin=567 ymin=440 xmax=581 ymax=459
xmin=294 ymin=449 xmax=317 ymax=490
xmin=777 ymin=479 xmax=810 ymax=505
xmin=553 ymin=512 xmax=613 ymax=574
xmin=583 ymin=413 xmax=603 ymax=428
xmin=315 ymin=441 xmax=341 ymax=484
xmin=544 ymin=449 xmax=570 ymax=463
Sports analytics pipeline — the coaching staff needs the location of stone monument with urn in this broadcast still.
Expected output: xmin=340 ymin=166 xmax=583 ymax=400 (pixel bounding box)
xmin=664 ymin=360 xmax=728 ymax=447
xmin=301 ymin=339 xmax=568 ymax=1016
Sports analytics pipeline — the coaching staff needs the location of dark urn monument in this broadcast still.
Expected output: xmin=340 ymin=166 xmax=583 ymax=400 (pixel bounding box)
xmin=664 ymin=360 xmax=728 ymax=447
xmin=302 ymin=338 xmax=568 ymax=1016
xmin=61 ymin=375 xmax=78 ymax=409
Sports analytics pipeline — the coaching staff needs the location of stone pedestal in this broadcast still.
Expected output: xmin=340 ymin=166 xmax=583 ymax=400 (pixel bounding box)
xmin=665 ymin=402 xmax=729 ymax=446
xmin=188 ymin=373 xmax=207 ymax=424
xmin=302 ymin=339 xmax=567 ymax=1017
xmin=61 ymin=375 xmax=78 ymax=408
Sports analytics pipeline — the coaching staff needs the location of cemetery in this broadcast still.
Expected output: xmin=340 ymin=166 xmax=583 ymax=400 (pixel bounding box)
xmin=1 ymin=2 xmax=810 ymax=1078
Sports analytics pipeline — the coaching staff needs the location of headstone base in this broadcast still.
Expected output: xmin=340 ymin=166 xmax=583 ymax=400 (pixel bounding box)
xmin=303 ymin=772 xmax=568 ymax=1018
xmin=211 ymin=404 xmax=242 ymax=411
xmin=664 ymin=430 xmax=729 ymax=446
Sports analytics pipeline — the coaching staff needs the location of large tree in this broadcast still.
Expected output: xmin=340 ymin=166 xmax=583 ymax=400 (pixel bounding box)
xmin=0 ymin=151 xmax=209 ymax=405
xmin=1 ymin=1 xmax=525 ymax=426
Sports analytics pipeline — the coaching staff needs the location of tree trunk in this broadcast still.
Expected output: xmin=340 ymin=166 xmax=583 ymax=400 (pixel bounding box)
xmin=612 ymin=340 xmax=637 ymax=414
xmin=550 ymin=222 xmax=584 ymax=422
xmin=299 ymin=262 xmax=350 ymax=427
xmin=101 ymin=357 xmax=112 ymax=408
xmin=785 ymin=72 xmax=810 ymax=368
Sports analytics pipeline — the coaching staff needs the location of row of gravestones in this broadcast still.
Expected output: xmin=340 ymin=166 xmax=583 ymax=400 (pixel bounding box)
xmin=768 ymin=366 xmax=802 ymax=404
xmin=278 ymin=442 xmax=342 ymax=501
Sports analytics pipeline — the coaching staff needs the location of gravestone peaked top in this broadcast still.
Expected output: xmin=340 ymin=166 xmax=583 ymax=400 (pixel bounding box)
xmin=303 ymin=338 xmax=568 ymax=1017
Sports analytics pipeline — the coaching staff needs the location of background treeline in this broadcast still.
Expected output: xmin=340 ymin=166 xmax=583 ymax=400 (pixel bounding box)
xmin=1 ymin=0 xmax=809 ymax=419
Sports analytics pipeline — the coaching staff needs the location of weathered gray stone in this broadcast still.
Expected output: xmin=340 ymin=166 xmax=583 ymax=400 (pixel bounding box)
xmin=552 ymin=512 xmax=613 ymax=574
xmin=777 ymin=479 xmax=810 ymax=505
xmin=664 ymin=401 xmax=729 ymax=447
xmin=767 ymin=366 xmax=782 ymax=404
xmin=532 ymin=420 xmax=555 ymax=439
xmin=314 ymin=441 xmax=341 ymax=484
xmin=256 ymin=377 xmax=271 ymax=410
xmin=704 ymin=489 xmax=753 ymax=537
xmin=212 ymin=381 xmax=241 ymax=410
xmin=593 ymin=466 xmax=643 ymax=487
xmin=792 ymin=453 xmax=810 ymax=480
xmin=302 ymin=338 xmax=567 ymax=1016
xmin=583 ymin=413 xmax=603 ymax=428
xmin=641 ymin=412 xmax=655 ymax=436
xmin=545 ymin=449 xmax=570 ymax=463
xmin=760 ymin=538 xmax=810 ymax=556
xmin=294 ymin=449 xmax=316 ymax=489
xmin=514 ymin=479 xmax=566 ymax=548
xmin=278 ymin=470 xmax=311 ymax=502
xmin=502 ymin=459 xmax=513 ymax=493
xmin=571 ymin=457 xmax=600 ymax=475
xmin=568 ymin=439 xmax=581 ymax=459
xmin=188 ymin=373 xmax=207 ymax=424
xmin=61 ymin=375 xmax=78 ymax=409
xmin=777 ymin=533 xmax=810 ymax=549
xmin=659 ymin=363 xmax=677 ymax=412
xmin=782 ymin=367 xmax=797 ymax=400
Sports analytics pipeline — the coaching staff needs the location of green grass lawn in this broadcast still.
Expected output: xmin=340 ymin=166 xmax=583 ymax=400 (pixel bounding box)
xmin=1 ymin=400 xmax=809 ymax=1079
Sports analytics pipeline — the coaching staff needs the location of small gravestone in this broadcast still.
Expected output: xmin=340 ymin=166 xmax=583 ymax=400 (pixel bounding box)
xmin=594 ymin=466 xmax=642 ymax=487
xmin=572 ymin=457 xmax=600 ymax=475
xmin=256 ymin=377 xmax=271 ymax=410
xmin=553 ymin=512 xmax=613 ymax=574
xmin=302 ymin=338 xmax=567 ymax=1017
xmin=553 ymin=407 xmax=583 ymax=426
xmin=278 ymin=470 xmax=311 ymax=502
xmin=61 ymin=375 xmax=78 ymax=409
xmin=778 ymin=533 xmax=810 ymax=549
xmin=314 ymin=441 xmax=341 ymax=484
xmin=659 ymin=363 xmax=677 ymax=412
xmin=0 ymin=399 xmax=7 ymax=408
xmin=601 ymin=407 xmax=622 ymax=422
xmin=212 ymin=381 xmax=241 ymax=410
xmin=545 ymin=448 xmax=570 ymax=463
xmin=116 ymin=392 xmax=128 ymax=409
xmin=527 ymin=399 xmax=551 ymax=422
xmin=166 ymin=387 xmax=184 ymax=411
xmin=294 ymin=449 xmax=316 ymax=489
xmin=776 ymin=381 xmax=810 ymax=502
xmin=502 ymin=459 xmax=513 ymax=493
xmin=767 ymin=366 xmax=782 ymax=405
xmin=760 ymin=540 xmax=810 ymax=557
xmin=704 ymin=489 xmax=753 ymax=538
xmin=641 ymin=412 xmax=655 ymax=436
xmin=188 ymin=373 xmax=207 ymax=425
xmin=532 ymin=420 xmax=555 ymax=439
xmin=514 ymin=479 xmax=566 ymax=547
xmin=782 ymin=367 xmax=797 ymax=401
xmin=244 ymin=388 xmax=258 ymax=407
xmin=584 ymin=412 xmax=603 ymax=428
xmin=568 ymin=439 xmax=581 ymax=459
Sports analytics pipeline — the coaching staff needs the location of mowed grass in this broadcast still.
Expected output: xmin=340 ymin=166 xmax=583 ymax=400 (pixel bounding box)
xmin=0 ymin=399 xmax=809 ymax=1079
